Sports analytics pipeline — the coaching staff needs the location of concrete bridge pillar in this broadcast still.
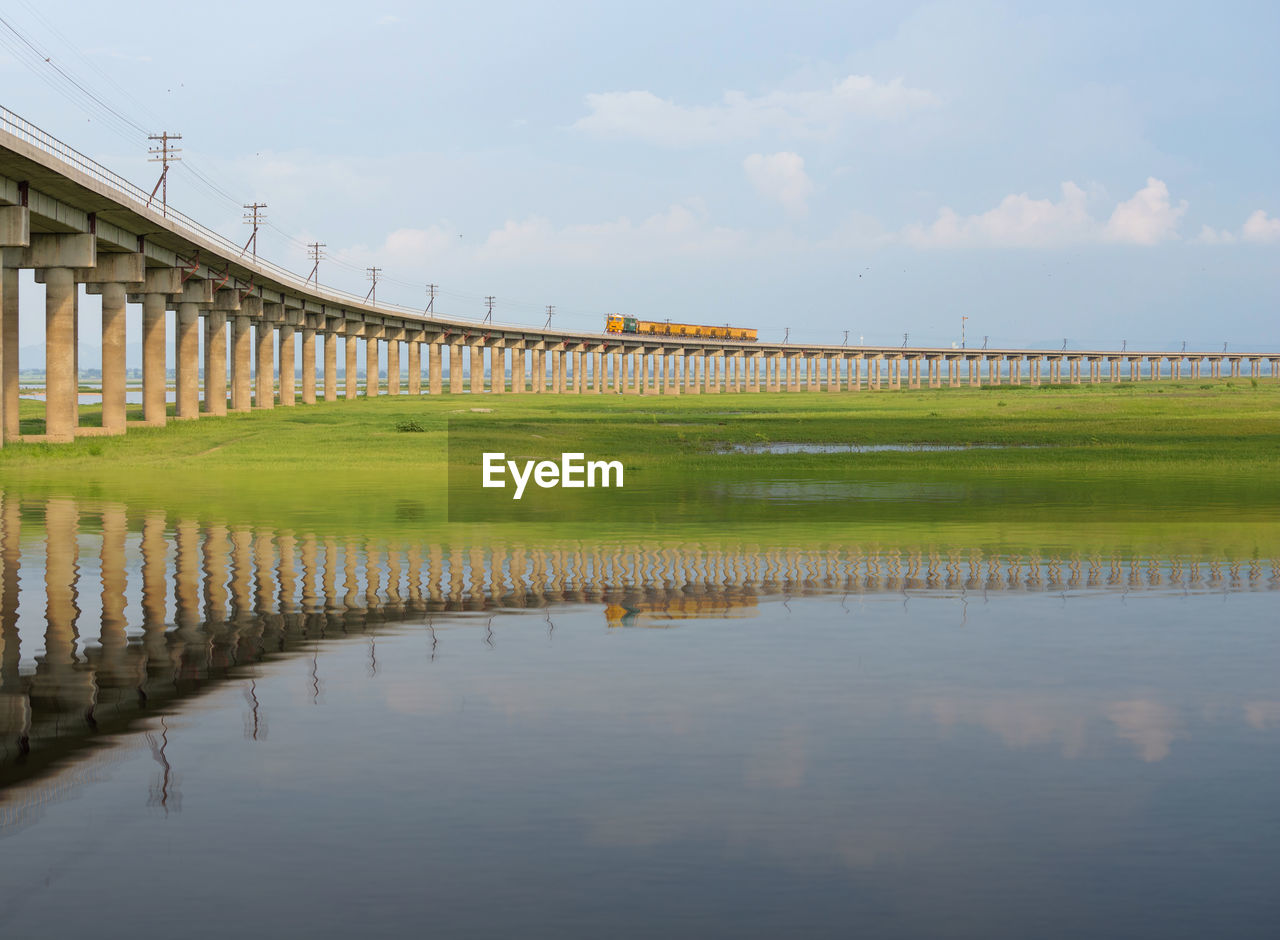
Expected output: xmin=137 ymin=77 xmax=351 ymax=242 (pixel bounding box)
xmin=407 ymin=341 xmax=421 ymax=395
xmin=387 ymin=336 xmax=401 ymax=396
xmin=0 ymin=261 xmax=17 ymax=442
xmin=38 ymin=267 xmax=78 ymax=441
xmin=204 ymin=312 xmax=227 ymax=415
xmin=324 ymin=331 xmax=339 ymax=401
xmin=530 ymin=346 xmax=543 ymax=393
xmin=279 ymin=322 xmax=296 ymax=406
xmin=510 ymin=344 xmax=525 ymax=393
xmin=593 ymin=350 xmax=604 ymax=393
xmin=365 ymin=329 xmax=381 ymax=397
xmin=428 ymin=341 xmax=443 ymax=394
xmin=255 ymin=319 xmax=275 ymax=410
xmin=491 ymin=345 xmax=505 ymax=394
xmin=1231 ymin=358 xmax=1241 ymax=378
xmin=344 ymin=327 xmax=359 ymax=399
xmin=231 ymin=314 xmax=252 ymax=411
xmin=470 ymin=343 xmax=484 ymax=394
xmin=1270 ymin=358 xmax=1280 ymax=379
xmin=175 ymin=301 xmax=202 ymax=418
xmin=97 ymin=282 xmax=129 ymax=433
xmin=300 ymin=324 xmax=317 ymax=403
xmin=141 ymin=291 xmax=170 ymax=425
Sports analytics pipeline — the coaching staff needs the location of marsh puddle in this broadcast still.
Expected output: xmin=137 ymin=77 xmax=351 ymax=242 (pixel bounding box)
xmin=720 ymin=441 xmax=1033 ymax=454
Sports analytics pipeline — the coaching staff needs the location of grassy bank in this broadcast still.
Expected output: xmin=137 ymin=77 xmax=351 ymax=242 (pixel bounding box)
xmin=1 ymin=382 xmax=1277 ymax=556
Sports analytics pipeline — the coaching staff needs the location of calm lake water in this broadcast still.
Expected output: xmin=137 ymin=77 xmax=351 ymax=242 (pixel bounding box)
xmin=0 ymin=495 xmax=1277 ymax=938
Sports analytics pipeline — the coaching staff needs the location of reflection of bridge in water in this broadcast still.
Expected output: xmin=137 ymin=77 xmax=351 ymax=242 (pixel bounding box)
xmin=1 ymin=492 xmax=1276 ymax=820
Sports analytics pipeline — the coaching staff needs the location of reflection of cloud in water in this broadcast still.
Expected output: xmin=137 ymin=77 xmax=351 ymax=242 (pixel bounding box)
xmin=1244 ymin=701 xmax=1280 ymax=731
xmin=917 ymin=694 xmax=1194 ymax=763
xmin=1106 ymin=700 xmax=1178 ymax=762
xmin=914 ymin=694 xmax=1090 ymax=759
xmin=745 ymin=726 xmax=808 ymax=789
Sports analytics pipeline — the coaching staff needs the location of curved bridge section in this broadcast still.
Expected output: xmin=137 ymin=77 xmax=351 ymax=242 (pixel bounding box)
xmin=1 ymin=106 xmax=1276 ymax=444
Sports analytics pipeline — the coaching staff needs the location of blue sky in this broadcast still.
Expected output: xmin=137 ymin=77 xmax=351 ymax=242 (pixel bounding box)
xmin=2 ymin=0 xmax=1277 ymax=350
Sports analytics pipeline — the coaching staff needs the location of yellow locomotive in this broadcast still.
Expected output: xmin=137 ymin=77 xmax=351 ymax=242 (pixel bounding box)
xmin=605 ymin=314 xmax=757 ymax=342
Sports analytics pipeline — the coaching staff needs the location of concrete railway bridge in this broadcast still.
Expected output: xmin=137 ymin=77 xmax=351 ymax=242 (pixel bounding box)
xmin=1 ymin=106 xmax=1276 ymax=444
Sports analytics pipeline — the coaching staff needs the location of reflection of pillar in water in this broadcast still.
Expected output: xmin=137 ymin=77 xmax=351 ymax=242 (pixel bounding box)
xmin=299 ymin=534 xmax=318 ymax=613
xmin=386 ymin=547 xmax=402 ymax=605
xmin=469 ymin=547 xmax=486 ymax=604
xmin=253 ymin=530 xmax=276 ymax=614
xmin=229 ymin=528 xmax=254 ymax=621
xmin=173 ymin=520 xmax=202 ymax=630
xmin=427 ymin=544 xmax=444 ymax=604
xmin=94 ymin=503 xmax=131 ymax=689
xmin=1 ymin=494 xmax=22 ymax=692
xmin=0 ymin=494 xmax=27 ymax=744
xmin=365 ymin=543 xmax=383 ymax=606
xmin=343 ymin=541 xmax=360 ymax=611
xmin=201 ymin=525 xmax=230 ymax=625
xmin=279 ymin=531 xmax=298 ymax=615
xmin=322 ymin=538 xmax=339 ymax=612
xmin=34 ymin=498 xmax=92 ymax=713
xmin=406 ymin=546 xmax=423 ymax=604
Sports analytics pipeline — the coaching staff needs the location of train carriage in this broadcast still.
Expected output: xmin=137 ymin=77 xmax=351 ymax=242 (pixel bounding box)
xmin=605 ymin=315 xmax=757 ymax=342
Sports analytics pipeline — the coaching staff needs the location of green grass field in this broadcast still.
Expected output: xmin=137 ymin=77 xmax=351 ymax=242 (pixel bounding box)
xmin=2 ymin=382 xmax=1277 ymax=557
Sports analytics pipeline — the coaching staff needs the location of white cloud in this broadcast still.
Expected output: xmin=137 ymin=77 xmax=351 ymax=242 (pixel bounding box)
xmin=573 ymin=74 xmax=938 ymax=146
xmin=1242 ymin=209 xmax=1280 ymax=243
xmin=743 ymin=152 xmax=814 ymax=215
xmin=903 ymin=181 xmax=1093 ymax=247
xmin=477 ymin=201 xmax=760 ymax=265
xmin=1103 ymin=177 xmax=1186 ymax=245
xmin=905 ymin=178 xmax=1193 ymax=248
xmin=1195 ymin=224 xmax=1236 ymax=244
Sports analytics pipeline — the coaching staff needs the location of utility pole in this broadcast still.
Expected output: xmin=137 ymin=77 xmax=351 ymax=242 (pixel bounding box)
xmin=783 ymin=327 xmax=789 ymax=343
xmin=483 ymin=296 xmax=495 ymax=323
xmin=1062 ymin=338 xmax=1068 ymax=351
xmin=146 ymin=131 xmax=182 ymax=216
xmin=241 ymin=202 xmax=267 ymax=259
xmin=903 ymin=332 xmax=909 ymax=347
xmin=365 ymin=267 xmax=381 ymax=304
xmin=426 ymin=283 xmax=437 ymax=313
xmin=983 ymin=335 xmax=989 ymax=350
xmin=306 ymin=242 xmax=325 ymax=286
xmin=843 ymin=330 xmax=849 ymax=346
xmin=544 ymin=304 xmax=554 ymax=328
xmin=961 ymin=315 xmax=968 ymax=349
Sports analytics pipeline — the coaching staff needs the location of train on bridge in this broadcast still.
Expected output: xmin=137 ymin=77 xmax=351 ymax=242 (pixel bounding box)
xmin=606 ymin=315 xmax=758 ymax=343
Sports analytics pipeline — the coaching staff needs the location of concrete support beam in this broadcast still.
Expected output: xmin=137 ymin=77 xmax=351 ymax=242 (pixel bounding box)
xmin=0 ymin=206 xmax=30 ymax=248
xmin=20 ymin=233 xmax=95 ymax=270
xmin=323 ymin=330 xmax=338 ymax=401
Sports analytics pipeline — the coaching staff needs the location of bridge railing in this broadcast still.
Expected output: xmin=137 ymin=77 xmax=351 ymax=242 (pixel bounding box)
xmin=0 ymin=104 xmax=560 ymax=333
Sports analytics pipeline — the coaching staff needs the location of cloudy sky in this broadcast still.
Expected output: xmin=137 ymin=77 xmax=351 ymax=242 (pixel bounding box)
xmin=2 ymin=0 xmax=1276 ymax=349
